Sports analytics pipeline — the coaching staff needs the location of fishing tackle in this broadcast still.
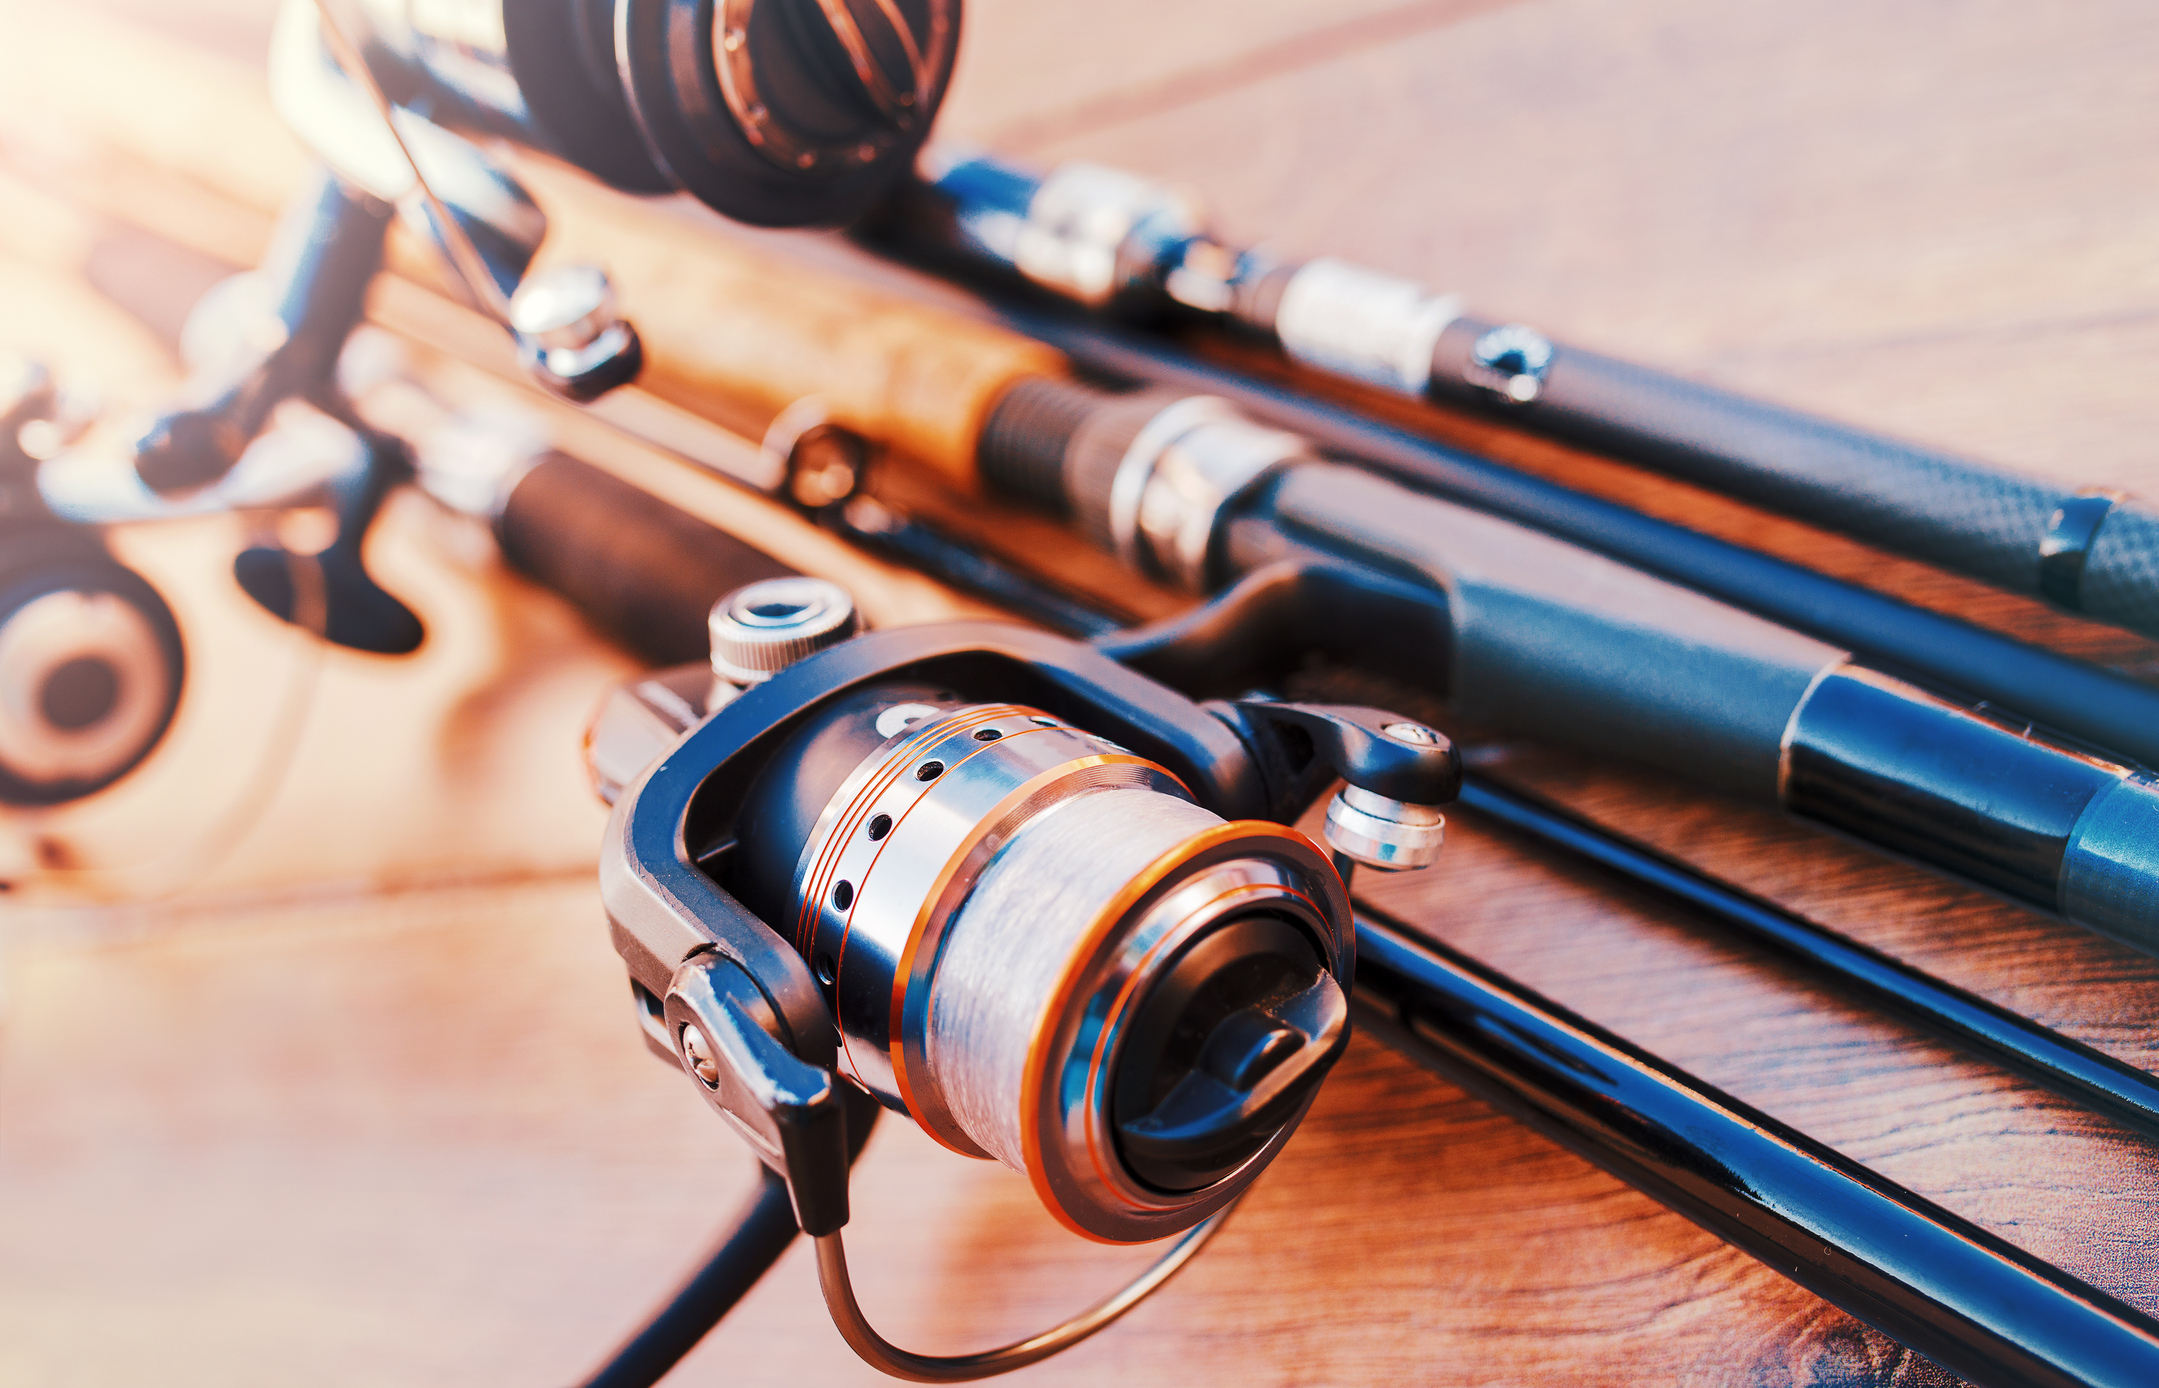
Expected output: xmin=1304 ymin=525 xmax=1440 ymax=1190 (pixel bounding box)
xmin=587 ymin=578 xmax=1454 ymax=1377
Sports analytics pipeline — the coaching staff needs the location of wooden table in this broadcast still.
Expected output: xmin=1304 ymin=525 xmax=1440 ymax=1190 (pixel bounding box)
xmin=4 ymin=2 xmax=2158 ymax=1384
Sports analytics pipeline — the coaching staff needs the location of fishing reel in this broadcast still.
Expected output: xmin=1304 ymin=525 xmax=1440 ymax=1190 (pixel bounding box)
xmin=592 ymin=579 xmax=1456 ymax=1376
xmin=262 ymin=0 xmax=958 ymax=397
xmin=0 ymin=359 xmax=186 ymax=807
xmin=282 ymin=0 xmax=958 ymax=229
xmin=129 ymin=0 xmax=960 ymax=650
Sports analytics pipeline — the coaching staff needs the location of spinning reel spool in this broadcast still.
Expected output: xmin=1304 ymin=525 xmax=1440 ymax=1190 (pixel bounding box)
xmin=591 ymin=578 xmax=1457 ymax=1376
xmin=0 ymin=359 xmax=185 ymax=807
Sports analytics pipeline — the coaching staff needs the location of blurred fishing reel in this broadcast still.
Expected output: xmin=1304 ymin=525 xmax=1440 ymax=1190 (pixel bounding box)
xmin=282 ymin=0 xmax=957 ymax=229
xmin=0 ymin=360 xmax=186 ymax=807
xmin=125 ymin=0 xmax=961 ymax=652
xmin=266 ymin=0 xmax=958 ymax=392
xmin=590 ymin=579 xmax=1455 ymax=1377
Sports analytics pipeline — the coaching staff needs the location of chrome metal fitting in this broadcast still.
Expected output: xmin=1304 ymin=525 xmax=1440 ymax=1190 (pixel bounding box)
xmin=709 ymin=578 xmax=860 ymax=686
xmin=1109 ymin=397 xmax=1313 ymax=591
xmin=1324 ymin=783 xmax=1447 ymax=871
xmin=789 ymin=701 xmax=1351 ymax=1241
xmin=511 ymin=265 xmax=643 ymax=402
xmin=1275 ymin=258 xmax=1462 ymax=395
xmin=1465 ymin=323 xmax=1556 ymax=405
xmin=1014 ymin=163 xmax=1209 ymax=308
xmin=1162 ymin=236 xmax=1252 ymax=316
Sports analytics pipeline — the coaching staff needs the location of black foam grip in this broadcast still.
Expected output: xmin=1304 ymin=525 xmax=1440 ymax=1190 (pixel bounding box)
xmin=497 ymin=454 xmax=795 ymax=667
xmin=1426 ymin=318 xmax=2143 ymax=618
xmin=2081 ymin=500 xmax=2159 ymax=639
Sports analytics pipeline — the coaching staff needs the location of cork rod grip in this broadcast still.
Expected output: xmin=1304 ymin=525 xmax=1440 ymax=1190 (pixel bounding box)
xmin=518 ymin=164 xmax=1068 ymax=491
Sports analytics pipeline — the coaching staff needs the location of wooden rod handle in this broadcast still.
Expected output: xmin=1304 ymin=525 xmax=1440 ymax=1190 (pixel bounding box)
xmin=519 ymin=161 xmax=1067 ymax=490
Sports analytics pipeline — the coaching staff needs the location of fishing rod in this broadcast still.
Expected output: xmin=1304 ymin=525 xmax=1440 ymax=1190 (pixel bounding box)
xmin=92 ymin=13 xmax=2159 ymax=1381
xmin=428 ymin=387 xmax=2159 ymax=1154
xmin=1001 ymin=306 xmax=2159 ymax=775
xmin=139 ymin=126 xmax=2153 ymax=1367
xmin=969 ymin=372 xmax=2159 ymax=957
xmin=46 ymin=0 xmax=2159 ymax=782
xmin=865 ymin=147 xmax=2159 ymax=644
xmin=435 ymin=412 xmax=2159 ymax=1386
xmin=209 ymin=56 xmax=2159 ymax=962
xmin=325 ymin=111 xmax=2159 ymax=970
xmin=143 ymin=0 xmax=2159 ymax=972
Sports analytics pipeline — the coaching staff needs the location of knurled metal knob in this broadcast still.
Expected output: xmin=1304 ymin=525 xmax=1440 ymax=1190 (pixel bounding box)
xmin=709 ymin=577 xmax=858 ymax=685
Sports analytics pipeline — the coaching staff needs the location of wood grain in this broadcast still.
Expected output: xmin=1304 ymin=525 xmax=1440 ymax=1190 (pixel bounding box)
xmin=4 ymin=2 xmax=2157 ymax=1386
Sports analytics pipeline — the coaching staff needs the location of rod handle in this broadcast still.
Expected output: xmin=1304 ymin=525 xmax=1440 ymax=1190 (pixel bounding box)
xmin=518 ymin=164 xmax=1067 ymax=489
xmin=497 ymin=452 xmax=794 ymax=667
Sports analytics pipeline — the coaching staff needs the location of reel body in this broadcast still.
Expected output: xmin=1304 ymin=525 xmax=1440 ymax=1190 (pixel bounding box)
xmin=730 ymin=686 xmax=1350 ymax=1238
xmin=601 ymin=619 xmax=1457 ymax=1248
xmin=330 ymin=0 xmax=961 ymax=227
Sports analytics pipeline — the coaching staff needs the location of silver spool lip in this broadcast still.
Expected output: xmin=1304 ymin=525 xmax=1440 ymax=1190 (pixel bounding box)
xmin=789 ymin=700 xmax=1353 ymax=1241
xmin=1024 ymin=826 xmax=1349 ymax=1242
xmin=789 ymin=702 xmax=1181 ymax=1151
xmin=708 ymin=577 xmax=858 ymax=684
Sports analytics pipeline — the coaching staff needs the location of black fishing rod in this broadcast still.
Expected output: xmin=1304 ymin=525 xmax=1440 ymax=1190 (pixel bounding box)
xmin=820 ymin=479 xmax=2159 ymax=1149
xmin=864 ymin=148 xmax=2159 ymax=644
xmin=998 ymin=305 xmax=2159 ymax=778
xmin=966 ymin=371 xmax=2159 ymax=961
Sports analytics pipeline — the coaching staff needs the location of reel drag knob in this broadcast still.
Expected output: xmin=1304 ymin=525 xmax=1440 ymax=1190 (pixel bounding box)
xmin=0 ymin=530 xmax=184 ymax=806
xmin=584 ymin=577 xmax=856 ymax=804
xmin=707 ymin=577 xmax=859 ymax=687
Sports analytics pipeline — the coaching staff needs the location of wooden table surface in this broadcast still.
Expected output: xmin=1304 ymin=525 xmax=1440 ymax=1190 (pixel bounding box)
xmin=5 ymin=2 xmax=2159 ymax=1385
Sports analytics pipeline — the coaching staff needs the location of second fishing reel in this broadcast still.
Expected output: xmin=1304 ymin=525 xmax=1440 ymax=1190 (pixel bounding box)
xmin=595 ymin=581 xmax=1457 ymax=1376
